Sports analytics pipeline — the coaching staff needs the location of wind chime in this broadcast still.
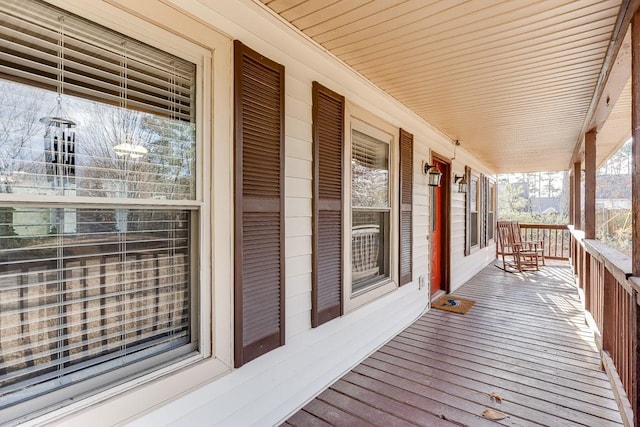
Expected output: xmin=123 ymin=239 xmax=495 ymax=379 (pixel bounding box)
xmin=40 ymin=16 xmax=77 ymax=189
xmin=41 ymin=97 xmax=76 ymax=186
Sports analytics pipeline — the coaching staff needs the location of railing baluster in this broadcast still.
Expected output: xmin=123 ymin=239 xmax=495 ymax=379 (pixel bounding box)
xmin=517 ymin=224 xmax=570 ymax=260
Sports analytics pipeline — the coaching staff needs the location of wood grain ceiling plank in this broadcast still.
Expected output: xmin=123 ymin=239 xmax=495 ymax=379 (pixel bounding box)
xmin=280 ymin=0 xmax=341 ymax=21
xmin=343 ymin=0 xmax=585 ymax=64
xmin=426 ymin=112 xmax=588 ymax=127
xmin=384 ymin=61 xmax=603 ymax=104
xmin=372 ymin=53 xmax=606 ymax=102
xmin=427 ymin=105 xmax=591 ymax=119
xmin=312 ymin=0 xmax=446 ymax=44
xmin=290 ymin=0 xmax=375 ymax=31
xmin=335 ymin=0 xmax=616 ymax=62
xmin=261 ymin=0 xmax=308 ymax=14
xmin=349 ymin=7 xmax=617 ymax=78
xmin=378 ymin=53 xmax=605 ymax=98
xmin=303 ymin=0 xmax=410 ymax=38
xmin=385 ymin=73 xmax=601 ymax=112
xmin=382 ymin=66 xmax=603 ymax=107
xmin=415 ymin=105 xmax=591 ymax=129
xmin=399 ymin=84 xmax=597 ymax=113
xmin=353 ymin=20 xmax=614 ymax=79
xmin=411 ymin=91 xmax=594 ymax=118
xmin=326 ymin=0 xmax=510 ymax=54
xmin=436 ymin=110 xmax=589 ymax=127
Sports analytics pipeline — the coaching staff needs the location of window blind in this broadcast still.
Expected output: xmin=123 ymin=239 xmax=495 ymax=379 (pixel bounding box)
xmin=352 ymin=130 xmax=389 ymax=209
xmin=0 ymin=208 xmax=192 ymax=409
xmin=0 ymin=0 xmax=195 ymax=121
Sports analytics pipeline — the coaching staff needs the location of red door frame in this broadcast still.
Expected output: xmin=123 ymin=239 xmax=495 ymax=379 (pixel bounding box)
xmin=430 ymin=153 xmax=451 ymax=294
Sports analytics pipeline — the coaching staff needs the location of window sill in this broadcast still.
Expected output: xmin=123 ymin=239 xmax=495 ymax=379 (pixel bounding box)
xmin=345 ymin=278 xmax=397 ymax=313
xmin=31 ymin=355 xmax=231 ymax=426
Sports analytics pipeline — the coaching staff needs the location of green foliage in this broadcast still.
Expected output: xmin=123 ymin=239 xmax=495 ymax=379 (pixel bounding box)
xmin=499 ymin=210 xmax=569 ymax=225
xmin=497 ymin=183 xmax=527 ymax=217
xmin=596 ymin=208 xmax=632 ymax=256
xmin=498 ymin=178 xmax=568 ymax=225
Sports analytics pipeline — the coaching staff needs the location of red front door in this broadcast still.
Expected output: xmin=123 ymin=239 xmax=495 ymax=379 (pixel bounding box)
xmin=430 ymin=159 xmax=448 ymax=295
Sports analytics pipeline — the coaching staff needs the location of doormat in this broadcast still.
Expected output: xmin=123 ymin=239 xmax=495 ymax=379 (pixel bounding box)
xmin=433 ymin=295 xmax=476 ymax=314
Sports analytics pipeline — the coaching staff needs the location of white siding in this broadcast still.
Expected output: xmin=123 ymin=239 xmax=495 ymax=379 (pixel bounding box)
xmin=412 ymin=138 xmax=431 ymax=288
xmin=284 ymin=72 xmax=313 ymax=340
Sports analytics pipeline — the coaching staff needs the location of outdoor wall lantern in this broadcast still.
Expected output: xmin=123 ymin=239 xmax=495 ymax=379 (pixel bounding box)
xmin=454 ymin=174 xmax=467 ymax=193
xmin=423 ymin=163 xmax=443 ymax=187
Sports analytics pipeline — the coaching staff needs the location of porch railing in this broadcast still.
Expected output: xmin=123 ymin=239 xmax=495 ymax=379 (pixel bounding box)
xmin=569 ymin=227 xmax=636 ymax=426
xmin=496 ymin=223 xmax=570 ymax=261
xmin=519 ymin=223 xmax=570 ymax=260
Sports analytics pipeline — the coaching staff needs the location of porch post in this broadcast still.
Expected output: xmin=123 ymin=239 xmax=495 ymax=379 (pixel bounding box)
xmin=569 ymin=171 xmax=574 ymax=225
xmin=634 ymin=9 xmax=640 ymax=278
xmin=573 ymin=161 xmax=582 ymax=229
xmin=568 ymin=170 xmax=575 ymax=270
xmin=630 ymin=10 xmax=640 ymax=426
xmin=632 ymin=10 xmax=640 ymax=425
xmin=584 ymin=129 xmax=596 ymax=240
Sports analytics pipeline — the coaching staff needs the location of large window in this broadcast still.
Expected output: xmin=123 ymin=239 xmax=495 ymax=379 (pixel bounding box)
xmin=349 ymin=120 xmax=393 ymax=296
xmin=0 ymin=0 xmax=201 ymax=421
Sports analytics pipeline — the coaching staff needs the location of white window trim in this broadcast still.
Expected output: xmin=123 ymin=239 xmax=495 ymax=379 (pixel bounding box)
xmin=343 ymin=102 xmax=399 ymax=313
xmin=16 ymin=1 xmax=234 ymax=425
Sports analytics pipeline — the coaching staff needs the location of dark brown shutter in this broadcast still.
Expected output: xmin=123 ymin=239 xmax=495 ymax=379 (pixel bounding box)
xmin=311 ymin=82 xmax=344 ymax=327
xmin=480 ymin=174 xmax=486 ymax=249
xmin=464 ymin=165 xmax=472 ymax=256
xmin=234 ymin=41 xmax=285 ymax=367
xmin=399 ymin=129 xmax=413 ymax=285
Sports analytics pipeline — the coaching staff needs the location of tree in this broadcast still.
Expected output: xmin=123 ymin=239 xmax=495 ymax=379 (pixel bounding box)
xmin=498 ymin=182 xmax=528 ymax=219
xmin=0 ymin=81 xmax=43 ymax=193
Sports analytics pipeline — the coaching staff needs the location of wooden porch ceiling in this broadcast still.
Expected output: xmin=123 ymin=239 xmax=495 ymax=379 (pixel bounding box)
xmin=282 ymin=262 xmax=622 ymax=426
xmin=258 ymin=0 xmax=631 ymax=173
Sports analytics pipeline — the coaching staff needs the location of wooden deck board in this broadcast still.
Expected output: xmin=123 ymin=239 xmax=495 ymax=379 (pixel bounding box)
xmin=405 ymin=320 xmax=603 ymax=372
xmin=286 ymin=408 xmax=333 ymax=426
xmin=282 ymin=262 xmax=622 ymax=426
xmin=408 ymin=319 xmax=601 ymax=366
xmin=416 ymin=310 xmax=598 ymax=352
xmin=399 ymin=328 xmax=610 ymax=391
xmin=330 ymin=380 xmax=456 ymax=426
xmin=316 ymin=388 xmax=417 ymax=427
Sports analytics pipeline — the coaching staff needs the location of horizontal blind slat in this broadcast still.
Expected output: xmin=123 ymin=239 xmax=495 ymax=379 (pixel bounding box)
xmin=0 ymin=0 xmax=194 ymax=121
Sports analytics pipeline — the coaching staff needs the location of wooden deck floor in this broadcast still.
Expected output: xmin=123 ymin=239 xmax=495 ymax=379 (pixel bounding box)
xmin=283 ymin=262 xmax=622 ymax=426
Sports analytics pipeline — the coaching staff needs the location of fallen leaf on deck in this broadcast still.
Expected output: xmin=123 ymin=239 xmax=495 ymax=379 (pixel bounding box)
xmin=488 ymin=392 xmax=503 ymax=402
xmin=482 ymin=409 xmax=507 ymax=420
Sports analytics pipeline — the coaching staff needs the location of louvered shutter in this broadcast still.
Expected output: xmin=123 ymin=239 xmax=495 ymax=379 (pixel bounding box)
xmin=312 ymin=82 xmax=344 ymax=327
xmin=233 ymin=41 xmax=285 ymax=367
xmin=399 ymin=129 xmax=413 ymax=285
xmin=464 ymin=165 xmax=472 ymax=256
xmin=480 ymin=174 xmax=487 ymax=248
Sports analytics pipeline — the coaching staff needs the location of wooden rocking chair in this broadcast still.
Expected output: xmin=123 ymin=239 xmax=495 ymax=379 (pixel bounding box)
xmin=496 ymin=221 xmax=540 ymax=272
xmin=510 ymin=221 xmax=545 ymax=267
